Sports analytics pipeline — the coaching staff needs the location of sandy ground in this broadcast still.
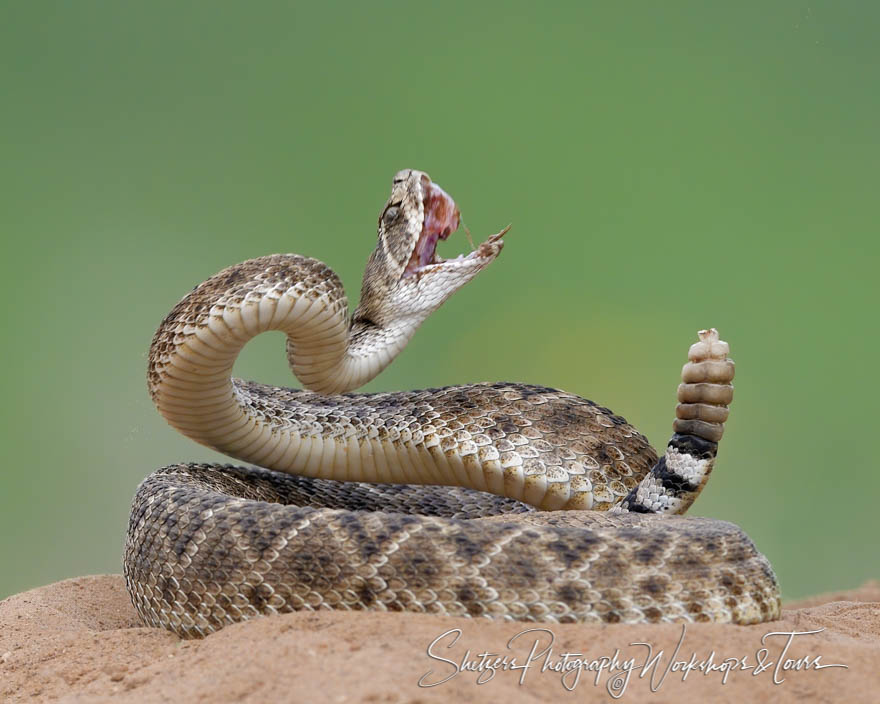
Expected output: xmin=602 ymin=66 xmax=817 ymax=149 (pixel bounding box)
xmin=0 ymin=576 xmax=877 ymax=703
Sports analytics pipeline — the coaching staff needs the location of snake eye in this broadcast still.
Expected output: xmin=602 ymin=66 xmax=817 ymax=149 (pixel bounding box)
xmin=382 ymin=205 xmax=400 ymax=226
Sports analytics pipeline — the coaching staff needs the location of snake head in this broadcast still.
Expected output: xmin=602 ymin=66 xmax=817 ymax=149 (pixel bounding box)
xmin=355 ymin=169 xmax=506 ymax=325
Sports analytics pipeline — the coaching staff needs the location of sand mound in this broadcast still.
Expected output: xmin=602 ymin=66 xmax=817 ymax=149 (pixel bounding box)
xmin=1 ymin=576 xmax=877 ymax=703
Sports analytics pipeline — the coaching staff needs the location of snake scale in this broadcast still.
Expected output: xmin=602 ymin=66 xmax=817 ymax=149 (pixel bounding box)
xmin=125 ymin=169 xmax=780 ymax=638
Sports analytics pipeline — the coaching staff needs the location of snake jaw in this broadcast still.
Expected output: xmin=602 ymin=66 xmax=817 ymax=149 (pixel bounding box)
xmin=409 ymin=225 xmax=507 ymax=279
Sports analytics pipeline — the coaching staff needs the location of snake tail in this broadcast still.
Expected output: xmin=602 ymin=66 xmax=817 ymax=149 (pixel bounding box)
xmin=615 ymin=329 xmax=734 ymax=515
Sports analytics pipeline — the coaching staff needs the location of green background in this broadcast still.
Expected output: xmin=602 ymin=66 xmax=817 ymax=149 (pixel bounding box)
xmin=1 ymin=2 xmax=877 ymax=601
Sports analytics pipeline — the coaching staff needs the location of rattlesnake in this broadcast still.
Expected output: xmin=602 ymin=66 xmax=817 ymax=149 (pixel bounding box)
xmin=125 ymin=169 xmax=780 ymax=638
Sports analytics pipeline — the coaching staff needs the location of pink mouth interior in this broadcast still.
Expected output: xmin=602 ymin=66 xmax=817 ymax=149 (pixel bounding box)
xmin=404 ymin=181 xmax=461 ymax=277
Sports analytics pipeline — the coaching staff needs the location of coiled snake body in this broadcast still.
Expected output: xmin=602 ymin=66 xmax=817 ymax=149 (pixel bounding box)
xmin=125 ymin=170 xmax=780 ymax=638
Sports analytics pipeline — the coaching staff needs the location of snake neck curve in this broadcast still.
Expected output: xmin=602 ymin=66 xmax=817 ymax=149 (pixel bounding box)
xmin=148 ymin=254 xmax=431 ymax=461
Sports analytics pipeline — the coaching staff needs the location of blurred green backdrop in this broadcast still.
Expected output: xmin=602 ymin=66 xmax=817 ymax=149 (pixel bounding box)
xmin=1 ymin=1 xmax=877 ymax=602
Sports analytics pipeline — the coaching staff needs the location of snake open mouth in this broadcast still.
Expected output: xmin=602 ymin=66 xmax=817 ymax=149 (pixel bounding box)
xmin=404 ymin=181 xmax=461 ymax=277
xmin=403 ymin=176 xmax=510 ymax=279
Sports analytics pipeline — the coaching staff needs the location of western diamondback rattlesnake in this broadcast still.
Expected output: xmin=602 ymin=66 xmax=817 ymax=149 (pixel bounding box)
xmin=124 ymin=169 xmax=780 ymax=638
